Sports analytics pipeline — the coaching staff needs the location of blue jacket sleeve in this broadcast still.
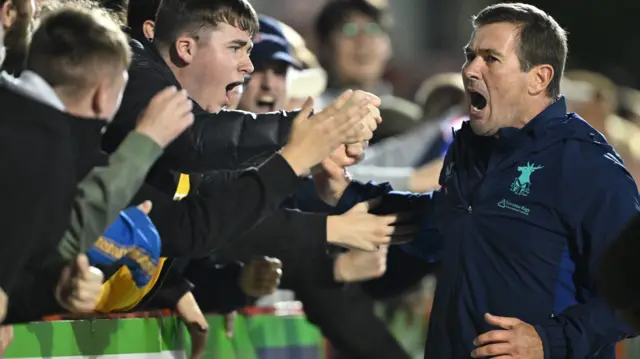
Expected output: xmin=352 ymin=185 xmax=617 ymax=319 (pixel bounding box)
xmin=333 ymin=179 xmax=445 ymax=262
xmin=285 ymin=178 xmax=396 ymax=214
xmin=282 ymin=178 xmax=337 ymax=213
xmin=375 ymin=190 xmax=445 ymax=263
xmin=534 ymin=153 xmax=640 ymax=359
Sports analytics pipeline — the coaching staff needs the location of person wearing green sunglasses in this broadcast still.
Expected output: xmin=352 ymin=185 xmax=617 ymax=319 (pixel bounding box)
xmin=315 ymin=0 xmax=392 ymax=110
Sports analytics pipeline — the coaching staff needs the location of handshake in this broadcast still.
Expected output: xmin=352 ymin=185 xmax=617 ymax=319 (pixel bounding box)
xmin=279 ymin=90 xmax=381 ymax=177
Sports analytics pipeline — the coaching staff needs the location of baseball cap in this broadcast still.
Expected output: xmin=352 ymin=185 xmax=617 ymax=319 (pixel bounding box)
xmin=251 ymin=15 xmax=300 ymax=71
xmin=87 ymin=206 xmax=161 ymax=288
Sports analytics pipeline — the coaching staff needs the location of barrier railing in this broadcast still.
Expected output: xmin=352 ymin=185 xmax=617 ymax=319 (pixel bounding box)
xmin=3 ymin=303 xmax=326 ymax=359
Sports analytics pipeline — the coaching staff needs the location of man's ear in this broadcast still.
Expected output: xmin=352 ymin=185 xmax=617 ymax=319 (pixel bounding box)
xmin=174 ymin=35 xmax=197 ymax=65
xmin=142 ymin=20 xmax=155 ymax=40
xmin=91 ymin=80 xmax=109 ymax=118
xmin=1 ymin=0 xmax=17 ymax=30
xmin=528 ymin=64 xmax=554 ymax=96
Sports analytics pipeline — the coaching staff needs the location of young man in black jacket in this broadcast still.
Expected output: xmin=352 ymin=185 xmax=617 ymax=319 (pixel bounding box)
xmin=0 ymin=4 xmax=136 ymax=323
xmin=104 ymin=0 xmax=380 ymax=174
xmin=107 ymin=0 xmax=404 ymax=259
xmin=5 ymin=2 xmax=368 ymax=322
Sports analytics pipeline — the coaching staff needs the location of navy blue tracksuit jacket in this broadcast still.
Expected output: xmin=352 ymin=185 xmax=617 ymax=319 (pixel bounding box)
xmin=340 ymin=97 xmax=640 ymax=359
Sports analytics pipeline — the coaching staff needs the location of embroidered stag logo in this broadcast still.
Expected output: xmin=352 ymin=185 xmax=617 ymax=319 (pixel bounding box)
xmin=510 ymin=162 xmax=543 ymax=196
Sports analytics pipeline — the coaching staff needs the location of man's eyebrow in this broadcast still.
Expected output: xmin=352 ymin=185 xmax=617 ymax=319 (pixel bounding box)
xmin=463 ymin=46 xmax=504 ymax=60
xmin=228 ymin=39 xmax=253 ymax=52
xmin=228 ymin=39 xmax=248 ymax=47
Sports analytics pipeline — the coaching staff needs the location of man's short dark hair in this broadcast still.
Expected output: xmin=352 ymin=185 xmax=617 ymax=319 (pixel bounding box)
xmin=126 ymin=0 xmax=161 ymax=40
xmin=315 ymin=0 xmax=392 ymax=44
xmin=472 ymin=3 xmax=568 ymax=99
xmin=26 ymin=5 xmax=131 ymax=98
xmin=154 ymin=0 xmax=258 ymax=49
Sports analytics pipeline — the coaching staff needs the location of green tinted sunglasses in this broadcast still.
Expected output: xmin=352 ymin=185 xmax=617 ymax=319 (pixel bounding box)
xmin=341 ymin=22 xmax=384 ymax=37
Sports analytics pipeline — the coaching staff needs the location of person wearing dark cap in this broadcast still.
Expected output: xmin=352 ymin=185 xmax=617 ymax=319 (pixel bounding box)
xmin=222 ymin=15 xmax=415 ymax=359
xmin=237 ymin=14 xmax=300 ymax=114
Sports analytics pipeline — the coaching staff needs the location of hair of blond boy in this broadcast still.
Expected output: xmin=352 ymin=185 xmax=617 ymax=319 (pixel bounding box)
xmin=26 ymin=4 xmax=130 ymax=99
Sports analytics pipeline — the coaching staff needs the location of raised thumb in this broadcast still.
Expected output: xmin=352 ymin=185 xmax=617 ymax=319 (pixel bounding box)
xmin=137 ymin=200 xmax=153 ymax=215
xmin=73 ymin=253 xmax=90 ymax=277
xmin=356 ymin=197 xmax=382 ymax=212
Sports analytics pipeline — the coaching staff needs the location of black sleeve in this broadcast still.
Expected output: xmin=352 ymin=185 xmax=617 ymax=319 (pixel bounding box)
xmin=295 ymin=284 xmax=411 ymax=359
xmin=214 ymin=208 xmax=335 ymax=289
xmin=138 ymin=274 xmax=194 ymax=311
xmin=4 ymin=257 xmax=67 ymax=324
xmin=201 ymin=172 xmax=336 ymax=214
xmin=131 ymin=154 xmax=303 ymax=257
xmin=0 ymin=125 xmax=70 ymax=293
xmin=185 ymin=260 xmax=251 ymax=314
xmin=361 ymin=245 xmax=437 ymax=299
xmin=104 ymin=65 xmax=295 ymax=173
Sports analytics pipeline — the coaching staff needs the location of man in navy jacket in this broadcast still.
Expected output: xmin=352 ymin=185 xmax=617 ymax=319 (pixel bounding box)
xmin=316 ymin=3 xmax=640 ymax=359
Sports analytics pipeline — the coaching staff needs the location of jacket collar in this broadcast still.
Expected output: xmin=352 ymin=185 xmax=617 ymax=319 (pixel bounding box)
xmin=1 ymin=70 xmax=66 ymax=111
xmin=130 ymin=39 xmax=206 ymax=113
xmin=497 ymin=96 xmax=567 ymax=140
xmin=460 ymin=96 xmax=568 ymax=149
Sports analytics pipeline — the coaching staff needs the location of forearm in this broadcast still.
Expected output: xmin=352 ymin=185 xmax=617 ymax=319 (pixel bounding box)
xmin=159 ymin=110 xmax=295 ymax=172
xmin=348 ymin=166 xmax=413 ymax=191
xmin=58 ymin=132 xmax=163 ymax=259
xmin=176 ymin=292 xmax=206 ymax=323
xmin=142 ymin=154 xmax=303 ymax=257
xmin=187 ymin=263 xmax=249 ymax=313
xmin=534 ymin=298 xmax=637 ymax=359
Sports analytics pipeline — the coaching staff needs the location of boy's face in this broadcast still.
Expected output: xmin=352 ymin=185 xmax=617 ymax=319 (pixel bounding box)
xmin=174 ymin=22 xmax=254 ymax=112
xmin=238 ymin=61 xmax=288 ymax=113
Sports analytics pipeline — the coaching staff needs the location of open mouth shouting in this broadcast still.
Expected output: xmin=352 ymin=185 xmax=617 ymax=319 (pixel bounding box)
xmin=467 ymin=89 xmax=488 ymax=119
xmin=255 ymin=94 xmax=276 ymax=112
xmin=225 ymin=81 xmax=244 ymax=105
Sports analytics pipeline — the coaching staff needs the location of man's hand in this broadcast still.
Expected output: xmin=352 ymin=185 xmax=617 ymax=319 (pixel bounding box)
xmin=327 ymin=199 xmax=417 ymax=252
xmin=344 ymin=141 xmax=368 ymax=162
xmin=176 ymin=292 xmax=208 ymax=359
xmin=334 ymin=246 xmax=388 ymax=282
xmin=345 ymin=90 xmax=382 ymax=136
xmin=279 ymin=92 xmax=376 ymax=176
xmin=409 ymin=158 xmax=445 ymax=193
xmin=0 ymin=325 xmax=13 ymax=356
xmin=471 ymin=313 xmax=543 ymax=359
xmin=224 ymin=311 xmax=237 ymax=339
xmin=311 ymin=142 xmax=368 ymax=206
xmin=137 ymin=200 xmax=152 ymax=214
xmin=135 ymin=86 xmax=194 ymax=148
xmin=55 ymin=254 xmax=104 ymax=313
xmin=0 ymin=288 xmax=6 ymax=324
xmin=238 ymin=257 xmax=282 ymax=298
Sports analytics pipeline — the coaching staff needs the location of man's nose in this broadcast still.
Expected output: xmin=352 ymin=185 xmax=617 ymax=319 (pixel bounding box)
xmin=240 ymin=56 xmax=254 ymax=75
xmin=260 ymin=69 xmax=277 ymax=90
xmin=462 ymin=57 xmax=482 ymax=82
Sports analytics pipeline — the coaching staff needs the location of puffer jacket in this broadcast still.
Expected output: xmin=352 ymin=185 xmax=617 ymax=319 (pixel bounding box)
xmin=102 ymin=38 xmax=298 ymax=173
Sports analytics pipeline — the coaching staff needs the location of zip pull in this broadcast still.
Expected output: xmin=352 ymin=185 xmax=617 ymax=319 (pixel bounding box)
xmin=467 ymin=205 xmax=472 ymax=213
